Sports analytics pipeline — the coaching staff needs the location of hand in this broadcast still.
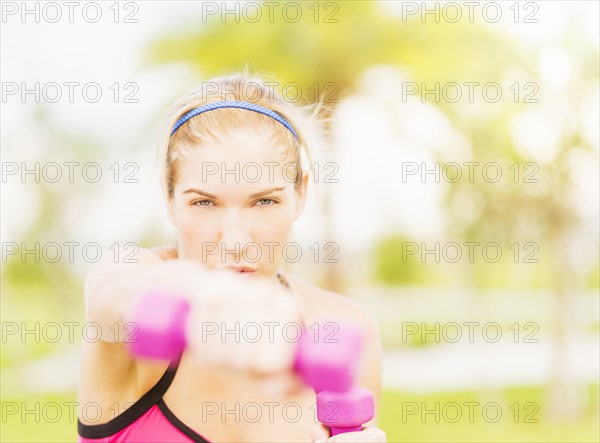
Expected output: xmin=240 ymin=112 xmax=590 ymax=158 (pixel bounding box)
xmin=184 ymin=265 xmax=302 ymax=375
xmin=311 ymin=423 xmax=387 ymax=443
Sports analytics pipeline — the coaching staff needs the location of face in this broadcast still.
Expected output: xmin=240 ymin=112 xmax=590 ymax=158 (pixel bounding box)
xmin=167 ymin=129 xmax=308 ymax=278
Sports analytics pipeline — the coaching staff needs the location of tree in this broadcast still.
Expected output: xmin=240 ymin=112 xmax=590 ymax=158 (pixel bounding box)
xmin=145 ymin=1 xmax=598 ymax=421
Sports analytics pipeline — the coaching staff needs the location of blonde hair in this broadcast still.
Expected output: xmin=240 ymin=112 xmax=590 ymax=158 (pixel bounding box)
xmin=155 ymin=69 xmax=328 ymax=201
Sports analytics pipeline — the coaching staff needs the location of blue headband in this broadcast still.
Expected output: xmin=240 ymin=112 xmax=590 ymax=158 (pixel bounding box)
xmin=170 ymin=100 xmax=299 ymax=140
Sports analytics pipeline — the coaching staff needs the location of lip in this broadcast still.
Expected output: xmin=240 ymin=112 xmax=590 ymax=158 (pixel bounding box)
xmin=222 ymin=266 xmax=257 ymax=274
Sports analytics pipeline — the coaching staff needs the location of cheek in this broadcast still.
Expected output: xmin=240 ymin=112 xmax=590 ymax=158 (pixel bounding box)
xmin=179 ymin=220 xmax=210 ymax=242
xmin=254 ymin=211 xmax=294 ymax=241
xmin=174 ymin=203 xmax=218 ymax=243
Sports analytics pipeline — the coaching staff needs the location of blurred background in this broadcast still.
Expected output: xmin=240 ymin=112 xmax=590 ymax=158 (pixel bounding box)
xmin=1 ymin=1 xmax=598 ymax=441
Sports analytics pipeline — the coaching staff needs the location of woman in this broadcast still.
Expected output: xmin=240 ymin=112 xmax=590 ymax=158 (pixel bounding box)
xmin=77 ymin=72 xmax=387 ymax=442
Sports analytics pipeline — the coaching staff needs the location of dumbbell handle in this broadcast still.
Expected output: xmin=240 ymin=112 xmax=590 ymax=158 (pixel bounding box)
xmin=333 ymin=426 xmax=361 ymax=435
xmin=127 ymin=291 xmax=374 ymax=434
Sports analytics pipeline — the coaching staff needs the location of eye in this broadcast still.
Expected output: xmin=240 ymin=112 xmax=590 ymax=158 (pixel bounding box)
xmin=256 ymin=198 xmax=277 ymax=206
xmin=192 ymin=199 xmax=214 ymax=207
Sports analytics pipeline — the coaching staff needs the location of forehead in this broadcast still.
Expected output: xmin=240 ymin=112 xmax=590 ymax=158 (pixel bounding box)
xmin=192 ymin=129 xmax=286 ymax=162
xmin=176 ymin=130 xmax=292 ymax=189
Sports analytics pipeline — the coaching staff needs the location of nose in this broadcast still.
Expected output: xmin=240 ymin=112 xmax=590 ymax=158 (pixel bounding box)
xmin=219 ymin=210 xmax=252 ymax=263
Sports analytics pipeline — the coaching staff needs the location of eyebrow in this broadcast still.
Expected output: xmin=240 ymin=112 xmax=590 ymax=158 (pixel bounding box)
xmin=182 ymin=187 xmax=285 ymax=199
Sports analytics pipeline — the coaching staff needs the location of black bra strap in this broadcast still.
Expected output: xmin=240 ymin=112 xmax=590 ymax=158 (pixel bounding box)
xmin=78 ymin=352 xmax=184 ymax=439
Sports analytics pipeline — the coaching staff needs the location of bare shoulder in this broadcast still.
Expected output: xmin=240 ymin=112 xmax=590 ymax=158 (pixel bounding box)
xmin=284 ymin=273 xmax=383 ymax=425
xmin=148 ymin=245 xmax=178 ymax=261
xmin=285 ymin=273 xmax=379 ymax=332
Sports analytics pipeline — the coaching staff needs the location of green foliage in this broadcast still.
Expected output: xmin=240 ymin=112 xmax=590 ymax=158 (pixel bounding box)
xmin=380 ymin=385 xmax=600 ymax=442
xmin=371 ymin=232 xmax=553 ymax=289
xmin=0 ymin=281 xmax=83 ymax=368
xmin=372 ymin=234 xmax=427 ymax=286
xmin=587 ymin=261 xmax=600 ymax=289
xmin=145 ymin=2 xmax=515 ymax=103
xmin=0 ymin=392 xmax=78 ymax=442
xmin=2 ymin=257 xmax=52 ymax=289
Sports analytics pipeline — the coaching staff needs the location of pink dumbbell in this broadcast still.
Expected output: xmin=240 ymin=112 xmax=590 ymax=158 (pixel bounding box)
xmin=294 ymin=325 xmax=375 ymax=436
xmin=293 ymin=325 xmax=361 ymax=392
xmin=316 ymin=386 xmax=374 ymax=435
xmin=127 ymin=292 xmax=375 ymax=435
xmin=127 ymin=291 xmax=190 ymax=360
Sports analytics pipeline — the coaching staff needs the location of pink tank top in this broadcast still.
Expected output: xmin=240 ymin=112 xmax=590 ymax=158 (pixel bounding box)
xmin=78 ymin=273 xmax=292 ymax=442
xmin=78 ymin=351 xmax=210 ymax=442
